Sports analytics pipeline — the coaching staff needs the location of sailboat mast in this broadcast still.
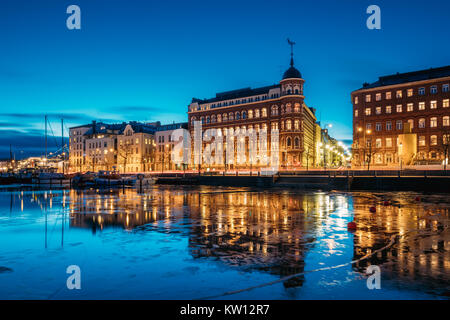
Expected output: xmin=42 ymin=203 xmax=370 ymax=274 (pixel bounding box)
xmin=61 ymin=118 xmax=64 ymax=174
xmin=45 ymin=115 xmax=48 ymax=161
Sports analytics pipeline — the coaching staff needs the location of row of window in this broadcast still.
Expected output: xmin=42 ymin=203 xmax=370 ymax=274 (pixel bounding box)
xmin=362 ymin=116 xmax=450 ymax=132
xmin=356 ymin=99 xmax=450 ymax=117
xmin=365 ymin=135 xmax=448 ymax=148
xmin=355 ymin=84 xmax=449 ymax=104
xmin=192 ymin=104 xmax=302 ymax=124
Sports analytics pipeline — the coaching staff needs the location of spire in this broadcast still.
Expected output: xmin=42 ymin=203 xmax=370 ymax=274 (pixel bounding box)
xmin=287 ymin=38 xmax=295 ymax=67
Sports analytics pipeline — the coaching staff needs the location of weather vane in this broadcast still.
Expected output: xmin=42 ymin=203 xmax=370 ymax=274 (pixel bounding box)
xmin=287 ymin=38 xmax=296 ymax=66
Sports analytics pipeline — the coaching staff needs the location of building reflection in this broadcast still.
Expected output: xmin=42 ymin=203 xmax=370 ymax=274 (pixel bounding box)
xmin=6 ymin=188 xmax=448 ymax=294
xmin=66 ymin=187 xmax=331 ymax=287
xmin=351 ymin=196 xmax=450 ymax=294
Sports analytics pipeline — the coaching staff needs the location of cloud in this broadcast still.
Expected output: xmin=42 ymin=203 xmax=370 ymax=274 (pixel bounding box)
xmin=0 ymin=129 xmax=68 ymax=159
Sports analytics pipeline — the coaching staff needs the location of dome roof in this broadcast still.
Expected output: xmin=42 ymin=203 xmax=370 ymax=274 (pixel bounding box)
xmin=282 ymin=57 xmax=302 ymax=79
xmin=283 ymin=66 xmax=302 ymax=79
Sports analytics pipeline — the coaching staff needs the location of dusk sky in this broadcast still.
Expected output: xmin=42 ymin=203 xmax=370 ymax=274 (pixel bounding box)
xmin=1 ymin=0 xmax=449 ymax=158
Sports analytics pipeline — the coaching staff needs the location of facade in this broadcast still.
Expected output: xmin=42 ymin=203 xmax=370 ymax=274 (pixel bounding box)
xmin=154 ymin=122 xmax=188 ymax=171
xmin=69 ymin=121 xmax=158 ymax=173
xmin=187 ymin=55 xmax=321 ymax=170
xmin=117 ymin=122 xmax=157 ymax=173
xmin=352 ymin=66 xmax=450 ymax=168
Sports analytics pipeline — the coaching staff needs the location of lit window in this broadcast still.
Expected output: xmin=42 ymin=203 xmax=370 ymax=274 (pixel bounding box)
xmin=419 ymin=118 xmax=426 ymax=128
xmin=408 ymin=119 xmax=414 ymax=129
xmin=376 ymin=138 xmax=382 ymax=148
xmin=365 ymin=108 xmax=371 ymax=116
xmin=444 ymin=116 xmax=450 ymax=126
xmin=294 ymin=120 xmax=300 ymax=130
xmin=396 ymin=104 xmax=402 ymax=113
xmin=385 ymin=92 xmax=392 ymax=99
xmin=376 ymin=107 xmax=381 ymax=114
xmin=407 ymin=103 xmax=413 ymax=111
xmin=396 ymin=90 xmax=403 ymax=98
xmin=430 ymin=117 xmax=437 ymax=128
xmin=386 ymin=138 xmax=392 ymax=148
xmin=355 ymin=109 xmax=359 ymax=117
xmin=407 ymin=89 xmax=413 ymax=97
xmin=365 ymin=94 xmax=371 ymax=102
xmin=430 ymin=86 xmax=437 ymax=94
xmin=430 ymin=135 xmax=437 ymax=146
xmin=354 ymin=96 xmax=359 ymax=104
xmin=443 ymin=99 xmax=449 ymax=108
xmin=376 ymin=93 xmax=382 ymax=101
xmin=419 ymin=87 xmax=425 ymax=95
xmin=386 ymin=105 xmax=392 ymax=113
xmin=419 ymin=136 xmax=426 ymax=146
xmin=430 ymin=100 xmax=437 ymax=109
xmin=286 ymin=120 xmax=292 ymax=130
xmin=418 ymin=102 xmax=425 ymax=110
xmin=262 ymin=108 xmax=267 ymax=117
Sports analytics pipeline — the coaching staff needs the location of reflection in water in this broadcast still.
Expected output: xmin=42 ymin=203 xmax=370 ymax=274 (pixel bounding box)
xmin=1 ymin=187 xmax=449 ymax=299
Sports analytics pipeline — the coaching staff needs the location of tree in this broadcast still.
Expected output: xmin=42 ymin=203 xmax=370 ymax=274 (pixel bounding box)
xmin=118 ymin=142 xmax=134 ymax=173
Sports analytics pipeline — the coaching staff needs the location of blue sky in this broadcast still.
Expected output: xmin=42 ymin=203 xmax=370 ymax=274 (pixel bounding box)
xmin=1 ymin=0 xmax=449 ymax=158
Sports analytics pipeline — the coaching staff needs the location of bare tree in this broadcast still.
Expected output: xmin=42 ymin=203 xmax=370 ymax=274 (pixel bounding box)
xmin=118 ymin=142 xmax=134 ymax=173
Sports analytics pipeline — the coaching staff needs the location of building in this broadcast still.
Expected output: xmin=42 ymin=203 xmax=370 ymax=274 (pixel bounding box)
xmin=154 ymin=122 xmax=188 ymax=172
xmin=352 ymin=66 xmax=450 ymax=168
xmin=187 ymin=52 xmax=321 ymax=170
xmin=117 ymin=122 xmax=157 ymax=173
xmin=69 ymin=121 xmax=158 ymax=173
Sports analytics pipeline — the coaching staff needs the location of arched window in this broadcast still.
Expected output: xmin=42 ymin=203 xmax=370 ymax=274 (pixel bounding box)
xmin=271 ymin=105 xmax=278 ymax=116
xmin=294 ymin=137 xmax=300 ymax=148
xmin=206 ymin=116 xmax=210 ymax=124
xmin=248 ymin=110 xmax=253 ymax=119
xmin=286 ymin=104 xmax=292 ymax=113
xmin=242 ymin=111 xmax=247 ymax=119
xmin=235 ymin=112 xmax=240 ymax=120
xmin=419 ymin=118 xmax=426 ymax=128
xmin=255 ymin=109 xmax=260 ymax=118
xmin=229 ymin=112 xmax=234 ymax=120
xmin=443 ymin=116 xmax=450 ymax=126
xmin=211 ymin=115 xmax=216 ymax=123
xmin=223 ymin=113 xmax=228 ymax=121
xmin=262 ymin=108 xmax=267 ymax=117
xmin=217 ymin=114 xmax=222 ymax=123
xmin=287 ymin=137 xmax=292 ymax=147
xmin=294 ymin=103 xmax=300 ymax=113
xmin=200 ymin=116 xmax=205 ymax=124
xmin=294 ymin=119 xmax=300 ymax=130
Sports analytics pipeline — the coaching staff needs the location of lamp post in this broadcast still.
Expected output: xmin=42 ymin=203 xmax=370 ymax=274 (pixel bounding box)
xmin=366 ymin=129 xmax=372 ymax=171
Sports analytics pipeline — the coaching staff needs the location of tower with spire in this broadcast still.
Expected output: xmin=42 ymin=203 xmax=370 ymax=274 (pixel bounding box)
xmin=280 ymin=38 xmax=304 ymax=97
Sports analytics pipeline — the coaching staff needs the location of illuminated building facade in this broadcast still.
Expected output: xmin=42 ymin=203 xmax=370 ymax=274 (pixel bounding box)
xmin=187 ymin=54 xmax=322 ymax=170
xmin=352 ymin=66 xmax=450 ymax=168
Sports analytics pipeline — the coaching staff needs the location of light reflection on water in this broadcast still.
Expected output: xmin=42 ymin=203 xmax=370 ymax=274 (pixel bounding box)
xmin=0 ymin=186 xmax=449 ymax=299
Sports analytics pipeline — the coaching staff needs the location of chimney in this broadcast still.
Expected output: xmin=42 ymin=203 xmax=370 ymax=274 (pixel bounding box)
xmin=92 ymin=120 xmax=97 ymax=134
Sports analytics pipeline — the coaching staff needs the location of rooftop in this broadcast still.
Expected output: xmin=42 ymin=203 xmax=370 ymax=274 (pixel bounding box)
xmin=358 ymin=65 xmax=450 ymax=90
xmin=191 ymin=84 xmax=280 ymax=105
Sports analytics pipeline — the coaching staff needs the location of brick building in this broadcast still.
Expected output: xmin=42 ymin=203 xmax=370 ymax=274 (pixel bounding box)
xmin=352 ymin=66 xmax=450 ymax=168
xmin=187 ymin=54 xmax=322 ymax=170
